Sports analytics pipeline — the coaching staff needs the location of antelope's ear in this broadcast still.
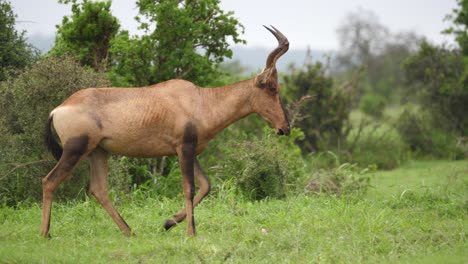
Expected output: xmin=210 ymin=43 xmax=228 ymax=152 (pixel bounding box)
xmin=255 ymin=68 xmax=279 ymax=95
xmin=255 ymin=68 xmax=273 ymax=88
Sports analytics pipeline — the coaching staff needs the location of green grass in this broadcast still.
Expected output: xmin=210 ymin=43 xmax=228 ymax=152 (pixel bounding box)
xmin=0 ymin=160 xmax=466 ymax=263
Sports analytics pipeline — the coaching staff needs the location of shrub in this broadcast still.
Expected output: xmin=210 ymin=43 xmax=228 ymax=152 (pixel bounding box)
xmin=347 ymin=119 xmax=406 ymax=170
xmin=282 ymin=61 xmax=357 ymax=153
xmin=213 ymin=127 xmax=305 ymax=201
xmin=396 ymin=106 xmax=464 ymax=159
xmin=403 ymin=41 xmax=467 ymax=137
xmin=0 ymin=55 xmax=110 ymax=205
xmin=396 ymin=107 xmax=432 ymax=154
xmin=106 ymin=155 xmax=184 ymax=202
xmin=359 ymin=93 xmax=387 ymax=118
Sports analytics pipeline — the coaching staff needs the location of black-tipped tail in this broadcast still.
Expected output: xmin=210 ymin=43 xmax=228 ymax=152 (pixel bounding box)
xmin=44 ymin=115 xmax=62 ymax=161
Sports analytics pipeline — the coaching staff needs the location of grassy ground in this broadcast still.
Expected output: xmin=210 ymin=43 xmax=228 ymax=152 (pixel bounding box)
xmin=0 ymin=160 xmax=466 ymax=263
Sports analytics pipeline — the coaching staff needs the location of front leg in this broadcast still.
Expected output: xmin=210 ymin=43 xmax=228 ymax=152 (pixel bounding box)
xmin=174 ymin=123 xmax=198 ymax=236
xmin=164 ymin=159 xmax=211 ymax=231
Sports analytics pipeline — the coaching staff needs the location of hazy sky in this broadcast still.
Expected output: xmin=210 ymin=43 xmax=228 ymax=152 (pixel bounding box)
xmin=11 ymin=0 xmax=457 ymax=50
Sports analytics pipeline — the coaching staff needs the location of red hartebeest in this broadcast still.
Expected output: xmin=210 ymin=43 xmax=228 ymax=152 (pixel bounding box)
xmin=41 ymin=26 xmax=290 ymax=238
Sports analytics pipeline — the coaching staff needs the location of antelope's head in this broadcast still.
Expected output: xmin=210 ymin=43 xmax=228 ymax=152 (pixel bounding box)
xmin=253 ymin=26 xmax=290 ymax=136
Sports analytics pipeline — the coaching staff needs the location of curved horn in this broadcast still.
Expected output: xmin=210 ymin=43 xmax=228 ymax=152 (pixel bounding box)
xmin=264 ymin=25 xmax=289 ymax=69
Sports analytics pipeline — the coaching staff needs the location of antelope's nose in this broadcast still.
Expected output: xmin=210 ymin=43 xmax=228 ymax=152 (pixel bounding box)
xmin=276 ymin=126 xmax=290 ymax=136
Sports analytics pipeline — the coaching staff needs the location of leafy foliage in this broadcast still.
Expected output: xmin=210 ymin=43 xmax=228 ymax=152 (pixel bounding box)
xmin=283 ymin=60 xmax=356 ymax=153
xmin=0 ymin=0 xmax=39 ymax=81
xmin=213 ymin=127 xmax=305 ymax=201
xmin=347 ymin=123 xmax=406 ymax=169
xmin=0 ymin=55 xmax=110 ymax=205
xmin=109 ymin=0 xmax=245 ymax=86
xmin=51 ymin=0 xmax=120 ymax=71
xmin=359 ymin=93 xmax=386 ymax=118
xmin=444 ymin=0 xmax=468 ymax=57
xmin=403 ymin=41 xmax=468 ymax=137
xmin=396 ymin=106 xmax=465 ymax=159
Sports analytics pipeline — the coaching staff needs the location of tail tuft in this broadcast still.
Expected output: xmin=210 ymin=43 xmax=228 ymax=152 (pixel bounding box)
xmin=44 ymin=115 xmax=62 ymax=161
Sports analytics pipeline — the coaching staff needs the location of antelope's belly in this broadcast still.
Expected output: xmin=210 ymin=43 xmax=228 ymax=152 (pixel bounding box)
xmin=99 ymin=136 xmax=177 ymax=157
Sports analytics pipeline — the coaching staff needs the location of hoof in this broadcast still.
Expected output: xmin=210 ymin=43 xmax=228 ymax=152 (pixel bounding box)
xmin=41 ymin=231 xmax=51 ymax=239
xmin=124 ymin=231 xmax=136 ymax=237
xmin=164 ymin=219 xmax=177 ymax=231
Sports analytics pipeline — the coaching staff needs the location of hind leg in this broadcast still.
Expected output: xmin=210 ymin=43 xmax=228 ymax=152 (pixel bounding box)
xmin=88 ymin=148 xmax=132 ymax=236
xmin=40 ymin=136 xmax=89 ymax=238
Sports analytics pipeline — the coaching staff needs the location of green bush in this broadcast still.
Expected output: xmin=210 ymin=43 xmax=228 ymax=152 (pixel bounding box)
xmin=403 ymin=41 xmax=467 ymax=137
xmin=350 ymin=133 xmax=405 ymax=170
xmin=359 ymin=93 xmax=387 ymax=118
xmin=347 ymin=120 xmax=406 ymax=170
xmin=213 ymin=127 xmax=305 ymax=201
xmin=396 ymin=107 xmax=432 ymax=154
xmin=106 ymin=155 xmax=186 ymax=203
xmin=0 ymin=55 xmax=110 ymax=205
xmin=396 ymin=106 xmax=464 ymax=159
xmin=282 ymin=61 xmax=356 ymax=153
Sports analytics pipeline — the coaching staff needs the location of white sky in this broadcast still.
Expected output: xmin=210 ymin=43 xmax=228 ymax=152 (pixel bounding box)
xmin=11 ymin=0 xmax=457 ymax=50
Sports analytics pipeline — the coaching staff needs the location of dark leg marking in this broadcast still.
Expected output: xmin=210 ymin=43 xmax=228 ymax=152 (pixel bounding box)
xmin=183 ymin=122 xmax=198 ymax=144
xmin=179 ymin=122 xmax=198 ymax=235
xmin=182 ymin=122 xmax=197 ymax=199
xmin=164 ymin=160 xmax=211 ymax=231
xmin=47 ymin=135 xmax=89 ymax=183
xmin=117 ymin=213 xmax=130 ymax=230
xmin=164 ymin=123 xmax=199 ymax=233
xmin=41 ymin=135 xmax=89 ymax=238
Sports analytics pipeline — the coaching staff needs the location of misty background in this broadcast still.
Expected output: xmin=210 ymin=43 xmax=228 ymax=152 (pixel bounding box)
xmin=12 ymin=0 xmax=457 ymax=72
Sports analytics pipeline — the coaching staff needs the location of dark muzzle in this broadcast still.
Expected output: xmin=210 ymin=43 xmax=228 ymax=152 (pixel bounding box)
xmin=276 ymin=126 xmax=290 ymax=136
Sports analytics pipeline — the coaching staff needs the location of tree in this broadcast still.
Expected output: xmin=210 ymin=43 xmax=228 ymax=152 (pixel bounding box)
xmin=403 ymin=41 xmax=467 ymax=136
xmin=444 ymin=0 xmax=468 ymax=56
xmin=444 ymin=0 xmax=468 ymax=86
xmin=283 ymin=54 xmax=358 ymax=152
xmin=0 ymin=0 xmax=39 ymax=81
xmin=109 ymin=0 xmax=245 ymax=86
xmin=334 ymin=8 xmax=422 ymax=103
xmin=400 ymin=0 xmax=468 ymax=137
xmin=51 ymin=0 xmax=120 ymax=72
xmin=335 ymin=8 xmax=389 ymax=72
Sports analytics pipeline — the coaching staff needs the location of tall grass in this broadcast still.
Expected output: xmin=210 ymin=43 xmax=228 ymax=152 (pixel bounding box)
xmin=0 ymin=160 xmax=466 ymax=263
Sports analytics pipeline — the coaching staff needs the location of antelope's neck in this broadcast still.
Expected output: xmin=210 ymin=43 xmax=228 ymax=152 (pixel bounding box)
xmin=200 ymin=79 xmax=256 ymax=138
